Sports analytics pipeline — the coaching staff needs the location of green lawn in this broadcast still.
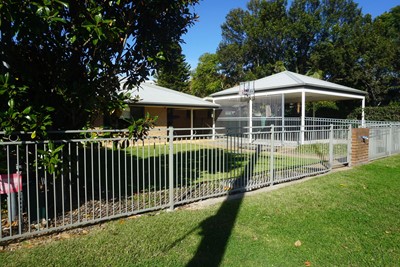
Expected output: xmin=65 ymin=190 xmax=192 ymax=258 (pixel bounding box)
xmin=123 ymin=143 xmax=325 ymax=182
xmin=1 ymin=155 xmax=400 ymax=266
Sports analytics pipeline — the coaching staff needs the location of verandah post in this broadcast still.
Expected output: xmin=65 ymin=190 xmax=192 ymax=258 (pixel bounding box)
xmin=168 ymin=126 xmax=174 ymax=210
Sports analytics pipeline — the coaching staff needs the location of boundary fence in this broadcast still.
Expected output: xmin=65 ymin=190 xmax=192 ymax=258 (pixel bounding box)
xmin=0 ymin=124 xmax=350 ymax=242
xmin=369 ymin=124 xmax=400 ymax=160
xmin=0 ymin=118 xmax=399 ymax=242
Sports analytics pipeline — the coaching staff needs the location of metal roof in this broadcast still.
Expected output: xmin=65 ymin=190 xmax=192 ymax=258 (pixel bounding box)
xmin=210 ymin=71 xmax=367 ymax=97
xmin=125 ymin=82 xmax=219 ymax=109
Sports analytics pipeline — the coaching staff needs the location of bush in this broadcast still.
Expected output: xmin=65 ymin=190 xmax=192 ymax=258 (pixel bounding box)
xmin=347 ymin=104 xmax=400 ymax=121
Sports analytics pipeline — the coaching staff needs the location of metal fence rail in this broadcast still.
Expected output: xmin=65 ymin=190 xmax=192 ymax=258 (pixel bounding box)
xmin=0 ymin=124 xmax=349 ymax=242
xmin=369 ymin=125 xmax=400 ymax=160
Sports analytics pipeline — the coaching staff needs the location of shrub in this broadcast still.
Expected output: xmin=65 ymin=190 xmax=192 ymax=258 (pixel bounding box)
xmin=347 ymin=104 xmax=400 ymax=121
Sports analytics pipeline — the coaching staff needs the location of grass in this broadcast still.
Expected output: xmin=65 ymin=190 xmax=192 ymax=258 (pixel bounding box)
xmin=1 ymin=155 xmax=400 ymax=266
xmin=296 ymin=143 xmax=348 ymax=155
xmin=123 ymin=143 xmax=325 ymax=182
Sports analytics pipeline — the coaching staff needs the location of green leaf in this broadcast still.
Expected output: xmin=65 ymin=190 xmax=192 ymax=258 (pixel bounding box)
xmin=94 ymin=28 xmax=103 ymax=38
xmin=8 ymin=99 xmax=14 ymax=109
xmin=70 ymin=35 xmax=77 ymax=44
xmin=31 ymin=131 xmax=37 ymax=139
xmin=53 ymin=144 xmax=64 ymax=154
xmin=94 ymin=14 xmax=102 ymax=24
xmin=22 ymin=106 xmax=32 ymax=114
xmin=54 ymin=0 xmax=69 ymax=8
xmin=36 ymin=6 xmax=44 ymax=15
xmin=82 ymin=21 xmax=95 ymax=30
xmin=50 ymin=17 xmax=67 ymax=23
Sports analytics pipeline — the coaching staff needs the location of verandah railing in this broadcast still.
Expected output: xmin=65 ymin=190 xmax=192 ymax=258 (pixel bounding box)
xmin=0 ymin=124 xmax=350 ymax=242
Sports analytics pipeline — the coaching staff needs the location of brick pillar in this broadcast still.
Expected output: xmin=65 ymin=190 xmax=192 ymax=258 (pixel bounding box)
xmin=351 ymin=128 xmax=370 ymax=166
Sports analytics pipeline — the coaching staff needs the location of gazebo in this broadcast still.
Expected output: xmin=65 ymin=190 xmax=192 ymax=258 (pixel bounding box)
xmin=209 ymin=71 xmax=367 ymax=143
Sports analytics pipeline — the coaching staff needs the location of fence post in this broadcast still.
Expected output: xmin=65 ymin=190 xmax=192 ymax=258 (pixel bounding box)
xmin=388 ymin=124 xmax=392 ymax=156
xmin=329 ymin=124 xmax=334 ymax=170
xmin=270 ymin=125 xmax=275 ymax=185
xmin=168 ymin=127 xmax=174 ymax=211
xmin=347 ymin=124 xmax=352 ymax=167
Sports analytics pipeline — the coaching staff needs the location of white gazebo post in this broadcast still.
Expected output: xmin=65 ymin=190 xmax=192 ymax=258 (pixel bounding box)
xmin=212 ymin=108 xmax=216 ymax=140
xmin=361 ymin=98 xmax=366 ymax=127
xmin=300 ymin=91 xmax=306 ymax=144
xmin=249 ymin=98 xmax=253 ymax=143
xmin=281 ymin=93 xmax=285 ymax=146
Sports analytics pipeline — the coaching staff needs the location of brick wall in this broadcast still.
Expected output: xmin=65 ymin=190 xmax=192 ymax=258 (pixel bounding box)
xmin=351 ymin=128 xmax=370 ymax=166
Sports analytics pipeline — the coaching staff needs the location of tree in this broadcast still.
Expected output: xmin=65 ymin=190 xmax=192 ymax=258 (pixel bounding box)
xmin=0 ymin=0 xmax=199 ymax=133
xmin=217 ymin=8 xmax=249 ymax=85
xmin=190 ymin=53 xmax=225 ymax=97
xmin=374 ymin=6 xmax=400 ymax=102
xmin=155 ymin=43 xmax=191 ymax=92
xmin=311 ymin=8 xmax=398 ymax=106
xmin=215 ymin=0 xmax=400 ymax=108
xmin=286 ymin=0 xmax=321 ymax=74
xmin=217 ymin=0 xmax=289 ymax=85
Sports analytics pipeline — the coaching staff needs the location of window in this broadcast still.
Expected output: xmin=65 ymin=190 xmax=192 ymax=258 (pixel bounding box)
xmin=130 ymin=106 xmax=145 ymax=121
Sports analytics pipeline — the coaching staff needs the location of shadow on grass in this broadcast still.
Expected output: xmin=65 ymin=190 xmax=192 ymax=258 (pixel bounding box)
xmin=186 ymin=144 xmax=262 ymax=267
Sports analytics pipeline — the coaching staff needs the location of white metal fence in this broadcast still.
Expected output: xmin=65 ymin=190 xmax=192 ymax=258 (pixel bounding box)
xmin=0 ymin=124 xmax=350 ymax=242
xmin=369 ymin=124 xmax=400 ymax=160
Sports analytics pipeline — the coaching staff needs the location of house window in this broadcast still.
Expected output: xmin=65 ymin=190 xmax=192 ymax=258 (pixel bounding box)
xmin=130 ymin=106 xmax=144 ymax=121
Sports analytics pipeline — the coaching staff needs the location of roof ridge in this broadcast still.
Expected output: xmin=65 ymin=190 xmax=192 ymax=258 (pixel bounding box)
xmin=284 ymin=71 xmax=306 ymax=85
xmin=142 ymin=82 xmax=196 ymax=97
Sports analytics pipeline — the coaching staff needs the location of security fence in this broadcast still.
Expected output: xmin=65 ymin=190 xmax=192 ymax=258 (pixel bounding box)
xmin=369 ymin=124 xmax=400 ymax=160
xmin=0 ymin=124 xmax=351 ymax=242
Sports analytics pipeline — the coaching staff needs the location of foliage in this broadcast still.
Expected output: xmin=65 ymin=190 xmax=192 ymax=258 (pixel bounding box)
xmin=347 ymin=105 xmax=400 ymax=121
xmin=0 ymin=73 xmax=53 ymax=138
xmin=36 ymin=141 xmax=65 ymax=175
xmin=125 ymin=112 xmax=158 ymax=140
xmin=0 ymin=0 xmax=197 ymax=178
xmin=207 ymin=0 xmax=400 ymax=106
xmin=305 ymin=101 xmax=339 ymax=117
xmin=217 ymin=0 xmax=289 ymax=86
xmin=0 ymin=0 xmax=199 ymax=132
xmin=155 ymin=43 xmax=191 ymax=93
xmin=190 ymin=53 xmax=226 ymax=97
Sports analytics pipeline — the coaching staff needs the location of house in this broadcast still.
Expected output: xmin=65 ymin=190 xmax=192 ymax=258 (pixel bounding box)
xmin=110 ymin=82 xmax=220 ymax=136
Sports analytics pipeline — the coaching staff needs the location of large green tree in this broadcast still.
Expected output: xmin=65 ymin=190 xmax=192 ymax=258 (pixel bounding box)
xmin=190 ymin=53 xmax=225 ymax=97
xmin=155 ymin=43 xmax=191 ymax=92
xmin=218 ymin=0 xmax=289 ymax=85
xmin=0 ymin=0 xmax=198 ymax=133
xmin=211 ymin=0 xmax=400 ymax=106
xmin=374 ymin=6 xmax=400 ymax=102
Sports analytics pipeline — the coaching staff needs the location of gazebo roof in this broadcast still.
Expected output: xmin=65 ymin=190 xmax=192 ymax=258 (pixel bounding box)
xmin=124 ymin=82 xmax=219 ymax=109
xmin=210 ymin=71 xmax=366 ymax=100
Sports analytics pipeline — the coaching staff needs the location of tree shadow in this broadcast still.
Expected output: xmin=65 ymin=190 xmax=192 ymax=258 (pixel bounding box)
xmin=186 ymin=143 xmax=262 ymax=267
xmin=18 ymin=140 xmax=247 ymax=222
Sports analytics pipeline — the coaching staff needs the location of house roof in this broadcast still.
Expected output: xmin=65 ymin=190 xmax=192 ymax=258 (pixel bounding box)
xmin=125 ymin=82 xmax=219 ymax=109
xmin=210 ymin=71 xmax=367 ymax=98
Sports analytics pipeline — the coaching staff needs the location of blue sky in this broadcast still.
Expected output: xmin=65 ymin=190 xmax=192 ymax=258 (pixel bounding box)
xmin=181 ymin=0 xmax=400 ymax=69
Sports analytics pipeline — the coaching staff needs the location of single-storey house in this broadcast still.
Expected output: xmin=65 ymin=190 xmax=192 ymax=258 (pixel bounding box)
xmin=105 ymin=82 xmax=220 ymax=136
